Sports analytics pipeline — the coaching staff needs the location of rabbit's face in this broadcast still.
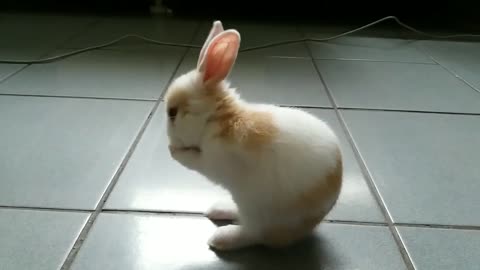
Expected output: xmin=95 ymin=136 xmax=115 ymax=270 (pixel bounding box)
xmin=164 ymin=70 xmax=214 ymax=150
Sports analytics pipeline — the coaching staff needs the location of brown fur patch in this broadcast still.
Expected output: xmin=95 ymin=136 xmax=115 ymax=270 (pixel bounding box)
xmin=263 ymin=147 xmax=343 ymax=248
xmin=207 ymin=90 xmax=277 ymax=150
xmin=296 ymin=147 xmax=343 ymax=210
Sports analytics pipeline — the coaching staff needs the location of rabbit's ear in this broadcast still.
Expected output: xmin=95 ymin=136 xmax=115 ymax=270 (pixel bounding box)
xmin=197 ymin=20 xmax=224 ymax=71
xmin=202 ymin=30 xmax=240 ymax=85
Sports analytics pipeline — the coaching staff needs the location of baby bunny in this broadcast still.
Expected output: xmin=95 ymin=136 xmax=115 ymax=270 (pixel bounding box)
xmin=164 ymin=20 xmax=343 ymax=251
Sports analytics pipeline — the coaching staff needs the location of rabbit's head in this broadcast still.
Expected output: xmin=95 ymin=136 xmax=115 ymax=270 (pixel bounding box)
xmin=164 ymin=21 xmax=242 ymax=150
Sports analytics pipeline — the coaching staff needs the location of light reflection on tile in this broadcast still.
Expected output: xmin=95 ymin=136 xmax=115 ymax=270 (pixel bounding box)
xmin=71 ymin=213 xmax=406 ymax=270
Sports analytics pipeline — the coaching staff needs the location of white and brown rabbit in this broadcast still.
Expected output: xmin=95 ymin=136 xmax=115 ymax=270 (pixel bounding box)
xmin=165 ymin=21 xmax=343 ymax=251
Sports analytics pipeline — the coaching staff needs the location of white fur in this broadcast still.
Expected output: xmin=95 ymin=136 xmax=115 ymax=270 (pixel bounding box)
xmin=166 ymin=74 xmax=342 ymax=250
xmin=164 ymin=21 xmax=342 ymax=251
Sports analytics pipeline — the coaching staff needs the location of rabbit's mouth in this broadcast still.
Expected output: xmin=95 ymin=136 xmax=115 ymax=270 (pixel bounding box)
xmin=169 ymin=145 xmax=202 ymax=153
xmin=181 ymin=146 xmax=201 ymax=152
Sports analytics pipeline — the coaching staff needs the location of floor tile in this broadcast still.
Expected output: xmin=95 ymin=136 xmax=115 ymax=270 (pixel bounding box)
xmin=300 ymin=24 xmax=432 ymax=63
xmin=0 ymin=47 xmax=52 ymax=62
xmin=0 ymin=47 xmax=59 ymax=82
xmin=239 ymin=43 xmax=310 ymax=58
xmin=0 ymin=208 xmax=89 ymax=270
xmin=172 ymin=49 xmax=331 ymax=107
xmin=0 ymin=96 xmax=154 ymax=209
xmin=64 ymin=16 xmax=199 ymax=50
xmin=0 ymin=64 xmax=23 ymax=82
xmin=193 ymin=21 xmax=307 ymax=57
xmin=307 ymin=37 xmax=433 ymax=63
xmin=0 ymin=47 xmax=185 ymax=99
xmin=106 ymin=104 xmax=384 ymax=222
xmin=398 ymin=226 xmax=480 ymax=270
xmin=342 ymin=110 xmax=480 ymax=225
xmin=418 ymin=40 xmax=480 ymax=90
xmin=299 ymin=23 xmax=405 ymax=39
xmin=317 ymin=60 xmax=480 ymax=113
xmin=0 ymin=13 xmax=97 ymax=50
xmin=71 ymin=213 xmax=406 ymax=270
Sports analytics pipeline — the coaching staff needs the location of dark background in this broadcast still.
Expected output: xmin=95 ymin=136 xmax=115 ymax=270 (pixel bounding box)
xmin=1 ymin=0 xmax=479 ymax=33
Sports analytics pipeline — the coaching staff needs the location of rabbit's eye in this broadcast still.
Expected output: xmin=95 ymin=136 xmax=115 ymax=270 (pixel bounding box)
xmin=168 ymin=107 xmax=178 ymax=121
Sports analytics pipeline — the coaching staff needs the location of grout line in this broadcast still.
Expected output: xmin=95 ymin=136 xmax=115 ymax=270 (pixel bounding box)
xmin=0 ymin=19 xmax=100 ymax=88
xmin=154 ymin=20 xmax=200 ymax=100
xmin=58 ymin=22 xmax=202 ymax=270
xmin=3 ymin=203 xmax=479 ymax=232
xmin=0 ymin=24 xmax=91 ymax=86
xmin=338 ymin=107 xmax=480 ymax=116
xmin=322 ymin=219 xmax=387 ymax=227
xmin=0 ymin=205 xmax=92 ymax=214
xmin=278 ymin=104 xmax=333 ymax=109
xmin=102 ymin=209 xmax=206 ymax=217
xmin=104 ymin=209 xmax=389 ymax=227
xmin=395 ymin=223 xmax=480 ymax=232
xmin=314 ymin=58 xmax=438 ymax=65
xmin=303 ymin=41 xmax=417 ymax=270
xmin=0 ymin=64 xmax=31 ymax=84
xmin=413 ymin=42 xmax=480 ymax=94
xmin=1 ymin=93 xmax=478 ymax=115
xmin=429 ymin=55 xmax=480 ymax=94
xmin=0 ymin=93 xmax=157 ymax=102
xmin=101 ymin=210 xmax=206 ymax=219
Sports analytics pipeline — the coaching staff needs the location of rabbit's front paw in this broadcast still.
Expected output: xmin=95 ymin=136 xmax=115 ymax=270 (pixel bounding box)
xmin=208 ymin=225 xmax=257 ymax=251
xmin=206 ymin=199 xmax=239 ymax=221
xmin=169 ymin=146 xmax=202 ymax=170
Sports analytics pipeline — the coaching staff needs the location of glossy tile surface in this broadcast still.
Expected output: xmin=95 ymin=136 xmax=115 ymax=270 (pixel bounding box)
xmin=317 ymin=60 xmax=480 ymax=113
xmin=0 ymin=47 xmax=48 ymax=60
xmin=0 ymin=13 xmax=97 ymax=49
xmin=342 ymin=110 xmax=480 ymax=225
xmin=0 ymin=208 xmax=89 ymax=270
xmin=106 ymin=104 xmax=383 ymax=222
xmin=301 ymin=24 xmax=432 ymax=63
xmin=0 ymin=96 xmax=153 ymax=209
xmin=71 ymin=213 xmax=406 ymax=270
xmin=0 ymin=48 xmax=185 ymax=99
xmin=173 ymin=49 xmax=332 ymax=107
xmin=0 ymin=64 xmax=25 ymax=82
xmin=299 ymin=23 xmax=404 ymax=39
xmin=398 ymin=226 xmax=480 ymax=270
xmin=308 ymin=37 xmax=432 ymax=63
xmin=419 ymin=40 xmax=480 ymax=90
xmin=64 ymin=17 xmax=199 ymax=50
xmin=2 ymin=12 xmax=480 ymax=270
xmin=194 ymin=21 xmax=306 ymax=57
xmin=0 ymin=48 xmax=53 ymax=81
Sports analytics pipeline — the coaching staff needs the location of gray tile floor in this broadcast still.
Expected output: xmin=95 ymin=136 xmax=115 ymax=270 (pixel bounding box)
xmin=0 ymin=12 xmax=479 ymax=270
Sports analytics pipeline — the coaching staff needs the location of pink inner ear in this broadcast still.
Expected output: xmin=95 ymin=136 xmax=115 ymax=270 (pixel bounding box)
xmin=197 ymin=21 xmax=224 ymax=71
xmin=203 ymin=31 xmax=240 ymax=84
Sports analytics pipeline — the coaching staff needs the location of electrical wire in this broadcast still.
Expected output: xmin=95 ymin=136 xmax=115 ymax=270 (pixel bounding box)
xmin=241 ymin=16 xmax=480 ymax=52
xmin=0 ymin=15 xmax=478 ymax=64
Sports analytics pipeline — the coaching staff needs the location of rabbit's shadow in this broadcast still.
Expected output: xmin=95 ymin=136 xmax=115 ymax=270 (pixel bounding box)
xmin=206 ymin=222 xmax=338 ymax=270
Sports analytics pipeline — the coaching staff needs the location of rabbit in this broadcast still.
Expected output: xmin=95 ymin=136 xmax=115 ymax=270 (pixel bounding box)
xmin=164 ymin=20 xmax=343 ymax=251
